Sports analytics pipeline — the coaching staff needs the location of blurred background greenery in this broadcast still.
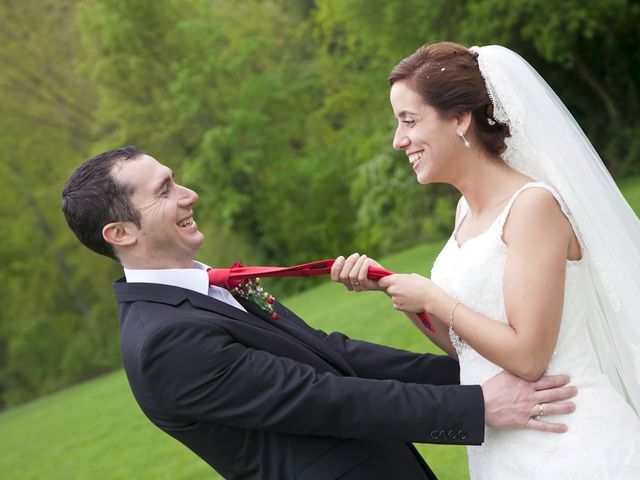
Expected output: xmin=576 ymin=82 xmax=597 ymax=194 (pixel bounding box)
xmin=0 ymin=0 xmax=638 ymax=438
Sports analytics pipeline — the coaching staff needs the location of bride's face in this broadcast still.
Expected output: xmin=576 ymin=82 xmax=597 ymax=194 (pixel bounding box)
xmin=390 ymin=81 xmax=461 ymax=185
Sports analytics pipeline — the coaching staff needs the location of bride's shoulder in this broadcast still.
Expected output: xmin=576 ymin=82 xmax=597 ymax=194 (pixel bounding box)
xmin=504 ymin=183 xmax=572 ymax=233
xmin=504 ymin=184 xmax=582 ymax=258
xmin=509 ymin=184 xmax=565 ymax=220
xmin=516 ymin=181 xmax=565 ymax=206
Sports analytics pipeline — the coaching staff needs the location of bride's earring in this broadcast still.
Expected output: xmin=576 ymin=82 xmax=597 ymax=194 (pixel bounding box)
xmin=458 ymin=130 xmax=471 ymax=149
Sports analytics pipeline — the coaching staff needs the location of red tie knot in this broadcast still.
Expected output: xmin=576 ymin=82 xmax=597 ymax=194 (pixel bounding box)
xmin=208 ymin=262 xmax=245 ymax=289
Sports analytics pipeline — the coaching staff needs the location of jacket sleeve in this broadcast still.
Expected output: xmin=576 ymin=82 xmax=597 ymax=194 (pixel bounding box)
xmin=277 ymin=301 xmax=461 ymax=386
xmin=139 ymin=321 xmax=484 ymax=445
xmin=322 ymin=331 xmax=461 ymax=385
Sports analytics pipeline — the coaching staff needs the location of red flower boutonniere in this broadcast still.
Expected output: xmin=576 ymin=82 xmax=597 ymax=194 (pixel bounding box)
xmin=231 ymin=278 xmax=279 ymax=319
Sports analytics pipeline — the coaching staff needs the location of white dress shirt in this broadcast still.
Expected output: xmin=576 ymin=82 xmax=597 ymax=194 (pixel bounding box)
xmin=124 ymin=261 xmax=246 ymax=312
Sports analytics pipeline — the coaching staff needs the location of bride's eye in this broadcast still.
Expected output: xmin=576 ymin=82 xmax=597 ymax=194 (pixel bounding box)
xmin=402 ymin=119 xmax=415 ymax=126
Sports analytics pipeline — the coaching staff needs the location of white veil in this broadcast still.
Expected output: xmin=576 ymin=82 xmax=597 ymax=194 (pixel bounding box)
xmin=470 ymin=45 xmax=640 ymax=415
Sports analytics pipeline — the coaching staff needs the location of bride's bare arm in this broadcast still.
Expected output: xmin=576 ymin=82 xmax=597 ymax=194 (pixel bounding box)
xmin=380 ymin=188 xmax=580 ymax=381
xmin=402 ymin=311 xmax=457 ymax=357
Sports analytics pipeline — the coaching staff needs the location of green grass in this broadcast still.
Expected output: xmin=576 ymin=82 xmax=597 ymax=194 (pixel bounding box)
xmin=0 ymin=371 xmax=212 ymax=480
xmin=2 ymin=178 xmax=638 ymax=480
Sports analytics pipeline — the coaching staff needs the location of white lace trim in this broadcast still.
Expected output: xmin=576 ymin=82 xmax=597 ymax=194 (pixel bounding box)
xmin=471 ymin=45 xmax=543 ymax=181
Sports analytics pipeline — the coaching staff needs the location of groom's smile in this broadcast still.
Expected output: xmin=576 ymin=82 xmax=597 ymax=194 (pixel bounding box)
xmin=112 ymin=154 xmax=205 ymax=268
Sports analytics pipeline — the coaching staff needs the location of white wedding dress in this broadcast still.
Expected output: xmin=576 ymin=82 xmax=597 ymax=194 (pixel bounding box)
xmin=431 ymin=182 xmax=640 ymax=479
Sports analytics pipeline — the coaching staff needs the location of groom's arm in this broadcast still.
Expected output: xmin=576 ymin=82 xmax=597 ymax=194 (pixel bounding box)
xmin=321 ymin=331 xmax=578 ymax=433
xmin=322 ymin=331 xmax=461 ymax=385
xmin=276 ymin=302 xmax=460 ymax=385
xmin=141 ymin=320 xmax=485 ymax=445
xmin=274 ymin=303 xmax=576 ymax=434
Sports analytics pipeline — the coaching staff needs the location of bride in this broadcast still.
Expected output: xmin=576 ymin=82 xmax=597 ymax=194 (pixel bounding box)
xmin=332 ymin=42 xmax=640 ymax=478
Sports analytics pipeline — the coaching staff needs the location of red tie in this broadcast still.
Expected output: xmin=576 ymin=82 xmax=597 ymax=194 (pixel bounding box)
xmin=207 ymin=259 xmax=434 ymax=332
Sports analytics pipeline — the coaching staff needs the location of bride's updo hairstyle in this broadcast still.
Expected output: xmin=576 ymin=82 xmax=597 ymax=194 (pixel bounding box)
xmin=389 ymin=41 xmax=510 ymax=156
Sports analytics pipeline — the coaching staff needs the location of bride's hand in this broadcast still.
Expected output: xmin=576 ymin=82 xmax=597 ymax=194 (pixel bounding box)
xmin=330 ymin=253 xmax=384 ymax=292
xmin=378 ymin=273 xmax=447 ymax=313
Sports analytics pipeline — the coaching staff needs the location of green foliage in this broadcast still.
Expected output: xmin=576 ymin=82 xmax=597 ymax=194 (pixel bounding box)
xmin=351 ymin=151 xmax=457 ymax=253
xmin=457 ymin=0 xmax=640 ymax=176
xmin=0 ymin=0 xmax=119 ymax=408
xmin=0 ymin=0 xmax=638 ymax=408
xmin=618 ymin=176 xmax=640 ymax=216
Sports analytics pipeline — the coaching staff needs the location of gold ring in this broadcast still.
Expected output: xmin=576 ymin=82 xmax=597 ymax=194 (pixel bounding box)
xmin=538 ymin=404 xmax=545 ymax=417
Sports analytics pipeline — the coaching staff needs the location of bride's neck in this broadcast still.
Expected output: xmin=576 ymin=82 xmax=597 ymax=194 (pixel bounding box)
xmin=454 ymin=157 xmax=528 ymax=215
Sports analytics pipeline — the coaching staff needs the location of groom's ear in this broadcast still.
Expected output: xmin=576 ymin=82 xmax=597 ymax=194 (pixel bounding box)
xmin=102 ymin=221 xmax=138 ymax=249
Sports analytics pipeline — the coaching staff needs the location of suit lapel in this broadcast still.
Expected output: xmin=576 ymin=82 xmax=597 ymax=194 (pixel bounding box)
xmin=114 ymin=279 xmax=355 ymax=375
xmin=114 ymin=279 xmax=276 ymax=335
xmin=186 ymin=290 xmax=282 ymax=334
xmin=238 ymin=297 xmax=355 ymax=375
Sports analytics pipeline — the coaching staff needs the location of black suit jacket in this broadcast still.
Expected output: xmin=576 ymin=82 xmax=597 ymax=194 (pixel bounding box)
xmin=114 ymin=279 xmax=484 ymax=479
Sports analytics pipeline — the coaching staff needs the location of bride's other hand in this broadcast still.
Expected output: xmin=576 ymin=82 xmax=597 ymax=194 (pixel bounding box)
xmin=379 ymin=273 xmax=449 ymax=314
xmin=331 ymin=253 xmax=383 ymax=292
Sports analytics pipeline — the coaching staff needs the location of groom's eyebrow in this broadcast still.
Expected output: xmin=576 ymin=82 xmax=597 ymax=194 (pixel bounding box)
xmin=153 ymin=170 xmax=174 ymax=193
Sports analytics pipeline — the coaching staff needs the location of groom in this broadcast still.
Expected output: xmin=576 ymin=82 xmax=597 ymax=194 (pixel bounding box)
xmin=62 ymin=146 xmax=576 ymax=480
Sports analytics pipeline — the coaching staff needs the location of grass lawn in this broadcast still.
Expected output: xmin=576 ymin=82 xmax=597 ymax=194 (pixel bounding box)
xmin=1 ymin=178 xmax=638 ymax=480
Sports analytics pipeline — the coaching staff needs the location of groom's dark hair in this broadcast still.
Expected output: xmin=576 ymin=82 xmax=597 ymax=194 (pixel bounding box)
xmin=62 ymin=146 xmax=144 ymax=262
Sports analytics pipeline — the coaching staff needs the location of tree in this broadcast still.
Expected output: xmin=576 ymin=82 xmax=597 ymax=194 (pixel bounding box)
xmin=0 ymin=0 xmax=120 ymax=406
xmin=1 ymin=0 xmax=637 ymax=407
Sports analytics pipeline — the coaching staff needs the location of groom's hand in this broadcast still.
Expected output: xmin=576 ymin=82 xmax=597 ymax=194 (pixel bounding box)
xmin=482 ymin=370 xmax=577 ymax=433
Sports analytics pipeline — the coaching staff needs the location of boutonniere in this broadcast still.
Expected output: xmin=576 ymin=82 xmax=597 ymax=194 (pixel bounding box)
xmin=231 ymin=278 xmax=279 ymax=319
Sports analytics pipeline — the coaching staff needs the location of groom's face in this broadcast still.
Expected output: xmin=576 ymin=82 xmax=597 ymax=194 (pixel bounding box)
xmin=112 ymin=155 xmax=205 ymax=268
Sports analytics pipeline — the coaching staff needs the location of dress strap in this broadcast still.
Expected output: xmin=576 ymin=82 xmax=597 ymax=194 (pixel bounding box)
xmin=496 ymin=182 xmax=580 ymax=242
xmin=454 ymin=196 xmax=470 ymax=235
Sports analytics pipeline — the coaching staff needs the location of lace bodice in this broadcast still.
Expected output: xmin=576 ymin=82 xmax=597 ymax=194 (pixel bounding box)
xmin=430 ymin=183 xmax=640 ymax=479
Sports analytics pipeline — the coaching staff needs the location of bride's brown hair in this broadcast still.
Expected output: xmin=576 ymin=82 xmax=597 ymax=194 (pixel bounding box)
xmin=389 ymin=41 xmax=510 ymax=156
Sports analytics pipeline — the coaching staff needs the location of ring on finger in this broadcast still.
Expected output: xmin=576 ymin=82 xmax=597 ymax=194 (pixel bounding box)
xmin=538 ymin=403 xmax=545 ymax=417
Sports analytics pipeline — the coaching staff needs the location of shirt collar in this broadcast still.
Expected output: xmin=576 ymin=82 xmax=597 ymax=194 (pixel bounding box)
xmin=123 ymin=260 xmax=211 ymax=296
